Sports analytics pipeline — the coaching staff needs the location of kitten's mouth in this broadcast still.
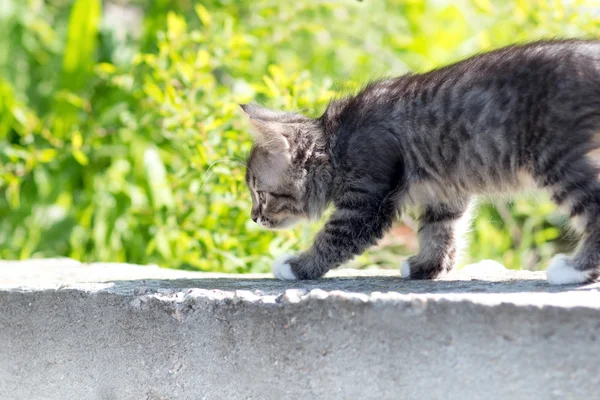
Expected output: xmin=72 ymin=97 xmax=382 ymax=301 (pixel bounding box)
xmin=257 ymin=216 xmax=299 ymax=230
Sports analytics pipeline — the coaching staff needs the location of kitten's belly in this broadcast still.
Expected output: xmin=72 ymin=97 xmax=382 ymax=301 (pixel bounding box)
xmin=404 ymin=169 xmax=537 ymax=208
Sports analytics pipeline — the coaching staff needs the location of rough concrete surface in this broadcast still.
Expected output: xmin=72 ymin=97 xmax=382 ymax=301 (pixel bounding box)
xmin=1 ymin=259 xmax=600 ymax=400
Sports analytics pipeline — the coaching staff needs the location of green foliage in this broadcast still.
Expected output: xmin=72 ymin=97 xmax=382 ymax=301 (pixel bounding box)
xmin=0 ymin=0 xmax=598 ymax=271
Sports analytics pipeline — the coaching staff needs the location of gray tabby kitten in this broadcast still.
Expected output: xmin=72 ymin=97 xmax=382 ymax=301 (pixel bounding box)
xmin=242 ymin=39 xmax=600 ymax=285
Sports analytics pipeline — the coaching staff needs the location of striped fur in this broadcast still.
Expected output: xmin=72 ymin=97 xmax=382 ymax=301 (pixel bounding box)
xmin=243 ymin=39 xmax=600 ymax=283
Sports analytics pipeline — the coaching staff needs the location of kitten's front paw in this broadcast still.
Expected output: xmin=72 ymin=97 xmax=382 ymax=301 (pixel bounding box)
xmin=272 ymin=254 xmax=298 ymax=280
xmin=546 ymin=254 xmax=596 ymax=285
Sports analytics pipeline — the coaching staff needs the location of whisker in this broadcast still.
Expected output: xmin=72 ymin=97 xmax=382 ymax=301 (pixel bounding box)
xmin=197 ymin=157 xmax=248 ymax=193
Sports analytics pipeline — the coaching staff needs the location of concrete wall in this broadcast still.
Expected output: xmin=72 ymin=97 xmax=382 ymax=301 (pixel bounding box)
xmin=1 ymin=260 xmax=599 ymax=400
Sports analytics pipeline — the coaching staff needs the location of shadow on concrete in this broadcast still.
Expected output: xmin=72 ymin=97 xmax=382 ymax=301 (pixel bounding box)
xmin=103 ymin=276 xmax=600 ymax=296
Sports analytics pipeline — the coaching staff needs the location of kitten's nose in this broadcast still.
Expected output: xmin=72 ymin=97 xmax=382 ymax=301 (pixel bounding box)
xmin=252 ymin=216 xmax=258 ymax=223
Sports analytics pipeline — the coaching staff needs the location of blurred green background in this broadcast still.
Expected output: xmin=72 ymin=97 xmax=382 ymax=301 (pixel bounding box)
xmin=0 ymin=0 xmax=598 ymax=273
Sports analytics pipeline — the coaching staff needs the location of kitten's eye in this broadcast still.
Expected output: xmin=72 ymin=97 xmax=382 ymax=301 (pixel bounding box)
xmin=270 ymin=192 xmax=295 ymax=200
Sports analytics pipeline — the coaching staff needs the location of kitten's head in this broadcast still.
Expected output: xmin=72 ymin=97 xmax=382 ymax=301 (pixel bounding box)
xmin=241 ymin=104 xmax=323 ymax=230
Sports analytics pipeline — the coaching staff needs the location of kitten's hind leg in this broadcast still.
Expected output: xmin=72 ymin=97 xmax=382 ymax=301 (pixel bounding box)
xmin=401 ymin=199 xmax=472 ymax=280
xmin=546 ymin=224 xmax=600 ymax=285
xmin=542 ymin=158 xmax=600 ymax=284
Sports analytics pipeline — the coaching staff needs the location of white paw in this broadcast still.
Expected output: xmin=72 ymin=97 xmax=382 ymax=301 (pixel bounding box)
xmin=546 ymin=254 xmax=591 ymax=285
xmin=272 ymin=254 xmax=298 ymax=280
xmin=400 ymin=260 xmax=411 ymax=278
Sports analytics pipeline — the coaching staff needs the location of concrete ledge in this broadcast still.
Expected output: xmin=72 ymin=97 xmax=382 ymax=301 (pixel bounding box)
xmin=1 ymin=259 xmax=599 ymax=400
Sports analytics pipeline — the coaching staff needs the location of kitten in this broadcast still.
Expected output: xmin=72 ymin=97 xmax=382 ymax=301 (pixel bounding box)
xmin=242 ymin=39 xmax=600 ymax=284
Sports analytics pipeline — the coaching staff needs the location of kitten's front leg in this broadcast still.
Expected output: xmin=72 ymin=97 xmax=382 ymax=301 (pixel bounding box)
xmin=272 ymin=194 xmax=396 ymax=280
xmin=401 ymin=200 xmax=472 ymax=280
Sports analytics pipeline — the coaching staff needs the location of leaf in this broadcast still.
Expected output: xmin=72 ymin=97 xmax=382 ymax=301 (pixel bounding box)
xmin=155 ymin=227 xmax=173 ymax=259
xmin=56 ymin=91 xmax=86 ymax=109
xmin=62 ymin=0 xmax=102 ymax=91
xmin=262 ymin=75 xmax=281 ymax=97
xmin=71 ymin=126 xmax=89 ymax=165
xmin=38 ymin=149 xmax=58 ymax=163
xmin=96 ymin=62 xmax=117 ymax=74
xmin=143 ymin=82 xmax=164 ymax=103
xmin=72 ymin=131 xmax=83 ymax=149
xmin=167 ymin=12 xmax=187 ymax=39
xmin=473 ymin=0 xmax=493 ymax=14
xmin=7 ymin=180 xmax=20 ymax=208
xmin=143 ymin=146 xmax=174 ymax=210
xmin=194 ymin=4 xmax=212 ymax=27
xmin=73 ymin=150 xmax=89 ymax=165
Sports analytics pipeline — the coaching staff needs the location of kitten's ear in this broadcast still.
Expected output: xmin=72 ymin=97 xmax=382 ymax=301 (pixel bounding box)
xmin=239 ymin=104 xmax=284 ymax=121
xmin=240 ymin=104 xmax=290 ymax=152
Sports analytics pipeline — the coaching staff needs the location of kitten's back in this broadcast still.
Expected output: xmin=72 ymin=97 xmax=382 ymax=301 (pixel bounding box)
xmin=328 ymin=39 xmax=600 ymax=203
